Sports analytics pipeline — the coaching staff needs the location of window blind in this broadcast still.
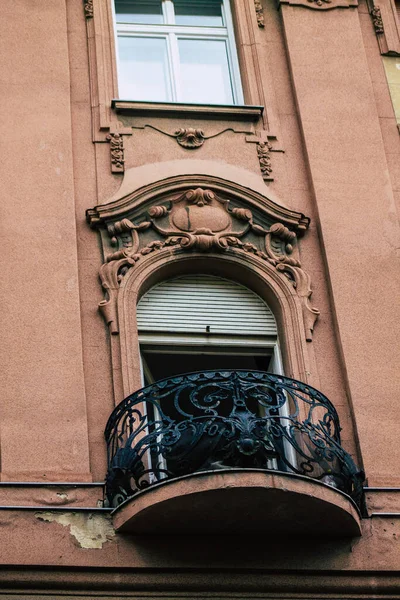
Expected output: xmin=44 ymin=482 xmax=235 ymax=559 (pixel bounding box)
xmin=137 ymin=275 xmax=277 ymax=336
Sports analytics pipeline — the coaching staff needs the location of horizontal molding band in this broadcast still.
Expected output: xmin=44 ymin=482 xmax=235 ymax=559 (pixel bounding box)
xmin=370 ymin=512 xmax=400 ymax=517
xmin=0 ymin=506 xmax=111 ymax=512
xmin=112 ymin=100 xmax=264 ymax=121
xmin=0 ymin=483 xmax=393 ymax=490
xmin=0 ymin=569 xmax=400 ymax=594
xmin=364 ymin=487 xmax=400 ymax=491
xmin=0 ymin=482 xmax=104 ymax=487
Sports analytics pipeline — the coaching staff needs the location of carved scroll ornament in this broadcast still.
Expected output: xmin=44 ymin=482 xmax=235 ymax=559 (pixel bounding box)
xmin=88 ymin=187 xmax=319 ymax=341
xmin=83 ymin=0 xmax=94 ymax=18
xmin=307 ymin=0 xmax=331 ymax=6
xmin=133 ymin=124 xmax=246 ymax=150
xmin=175 ymin=128 xmax=205 ymax=149
xmin=371 ymin=6 xmax=384 ymax=34
xmin=254 ymin=0 xmax=265 ymax=27
xmin=278 ymin=0 xmax=356 ymax=9
xmin=106 ymin=133 xmax=125 ymax=173
xmin=257 ymin=141 xmax=273 ymax=181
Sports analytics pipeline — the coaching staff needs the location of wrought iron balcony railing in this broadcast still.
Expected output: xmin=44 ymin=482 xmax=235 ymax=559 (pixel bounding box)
xmin=105 ymin=370 xmax=365 ymax=513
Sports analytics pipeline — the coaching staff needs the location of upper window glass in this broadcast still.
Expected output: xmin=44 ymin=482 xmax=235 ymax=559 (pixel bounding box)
xmin=114 ymin=0 xmax=243 ymax=104
xmin=174 ymin=1 xmax=224 ymax=26
xmin=115 ymin=0 xmax=164 ymax=23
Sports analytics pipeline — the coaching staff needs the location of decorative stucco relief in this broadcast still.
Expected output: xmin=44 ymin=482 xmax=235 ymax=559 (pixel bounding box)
xmin=175 ymin=128 xmax=206 ymax=149
xmin=257 ymin=142 xmax=273 ymax=181
xmin=106 ymin=133 xmax=125 ymax=173
xmin=254 ymin=0 xmax=265 ymax=27
xmin=132 ymin=124 xmax=253 ymax=150
xmin=278 ymin=0 xmax=357 ymax=9
xmin=87 ymin=187 xmax=319 ymax=342
xmin=370 ymin=6 xmax=384 ymax=34
xmin=306 ymin=0 xmax=332 ymax=6
xmin=246 ymin=134 xmax=284 ymax=183
xmin=83 ymin=0 xmax=94 ymax=18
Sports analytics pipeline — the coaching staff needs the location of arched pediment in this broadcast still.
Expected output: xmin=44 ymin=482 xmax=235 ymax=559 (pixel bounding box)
xmin=86 ymin=173 xmax=319 ymax=368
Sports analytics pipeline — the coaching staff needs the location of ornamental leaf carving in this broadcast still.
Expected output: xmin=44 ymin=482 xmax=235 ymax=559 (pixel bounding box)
xmin=175 ymin=128 xmax=205 ymax=149
xmin=307 ymin=0 xmax=332 ymax=5
xmin=371 ymin=6 xmax=384 ymax=34
xmin=276 ymin=264 xmax=320 ymax=341
xmin=278 ymin=0 xmax=355 ymax=9
xmin=257 ymin=142 xmax=273 ymax=181
xmin=254 ymin=0 xmax=265 ymax=27
xmin=88 ymin=187 xmax=319 ymax=339
xmin=83 ymin=0 xmax=94 ymax=18
xmin=106 ymin=133 xmax=125 ymax=173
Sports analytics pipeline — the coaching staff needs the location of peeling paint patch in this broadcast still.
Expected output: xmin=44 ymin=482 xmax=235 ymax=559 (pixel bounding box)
xmin=35 ymin=512 xmax=115 ymax=549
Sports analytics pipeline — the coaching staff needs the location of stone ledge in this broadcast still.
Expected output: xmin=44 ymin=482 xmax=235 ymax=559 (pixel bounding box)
xmin=111 ymin=100 xmax=264 ymax=121
xmin=112 ymin=469 xmax=362 ymax=536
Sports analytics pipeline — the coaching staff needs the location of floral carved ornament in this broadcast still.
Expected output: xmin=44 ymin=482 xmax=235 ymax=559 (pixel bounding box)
xmin=87 ymin=188 xmax=319 ymax=341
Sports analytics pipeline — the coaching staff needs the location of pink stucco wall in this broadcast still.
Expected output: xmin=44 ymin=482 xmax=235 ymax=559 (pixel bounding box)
xmin=0 ymin=0 xmax=399 ymax=592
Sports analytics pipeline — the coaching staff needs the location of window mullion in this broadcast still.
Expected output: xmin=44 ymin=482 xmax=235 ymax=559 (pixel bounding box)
xmin=163 ymin=0 xmax=175 ymax=24
xmin=168 ymin=33 xmax=181 ymax=101
xmin=222 ymin=0 xmax=244 ymax=104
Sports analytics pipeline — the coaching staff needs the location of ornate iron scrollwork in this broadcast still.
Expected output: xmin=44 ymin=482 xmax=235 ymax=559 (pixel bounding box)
xmin=105 ymin=370 xmax=365 ymax=513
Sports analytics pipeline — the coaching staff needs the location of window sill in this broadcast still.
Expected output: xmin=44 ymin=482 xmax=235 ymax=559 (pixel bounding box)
xmin=111 ymin=100 xmax=263 ymax=121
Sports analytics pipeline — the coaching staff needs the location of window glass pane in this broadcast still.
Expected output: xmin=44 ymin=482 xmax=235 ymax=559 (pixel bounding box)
xmin=174 ymin=0 xmax=223 ymax=26
xmin=117 ymin=36 xmax=172 ymax=101
xmin=115 ymin=0 xmax=164 ymax=24
xmin=178 ymin=39 xmax=233 ymax=104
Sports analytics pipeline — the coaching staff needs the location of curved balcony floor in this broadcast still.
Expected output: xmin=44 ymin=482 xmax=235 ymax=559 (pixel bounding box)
xmin=112 ymin=469 xmax=362 ymax=536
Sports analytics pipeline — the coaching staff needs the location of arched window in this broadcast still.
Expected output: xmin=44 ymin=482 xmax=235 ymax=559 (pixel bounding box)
xmin=90 ymin=171 xmax=365 ymax=523
xmin=87 ymin=170 xmax=320 ymax=397
xmin=137 ymin=274 xmax=283 ymax=384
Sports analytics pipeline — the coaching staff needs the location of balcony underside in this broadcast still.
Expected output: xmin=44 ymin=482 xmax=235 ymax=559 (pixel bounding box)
xmin=112 ymin=469 xmax=362 ymax=536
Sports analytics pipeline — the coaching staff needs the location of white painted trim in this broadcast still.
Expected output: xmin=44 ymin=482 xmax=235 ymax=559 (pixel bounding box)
xmin=114 ymin=0 xmax=244 ymax=104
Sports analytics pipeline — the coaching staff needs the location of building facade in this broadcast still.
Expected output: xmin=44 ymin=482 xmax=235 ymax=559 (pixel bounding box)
xmin=1 ymin=0 xmax=400 ymax=597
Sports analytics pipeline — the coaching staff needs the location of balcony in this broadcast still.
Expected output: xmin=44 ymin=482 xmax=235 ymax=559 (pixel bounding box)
xmin=105 ymin=370 xmax=365 ymax=536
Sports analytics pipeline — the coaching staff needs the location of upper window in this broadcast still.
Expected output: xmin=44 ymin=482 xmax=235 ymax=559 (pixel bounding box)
xmin=113 ymin=0 xmax=244 ymax=104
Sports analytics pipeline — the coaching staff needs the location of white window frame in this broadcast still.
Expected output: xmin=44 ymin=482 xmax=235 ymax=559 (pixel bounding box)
xmin=113 ymin=0 xmax=244 ymax=104
xmin=139 ymin=336 xmax=298 ymax=476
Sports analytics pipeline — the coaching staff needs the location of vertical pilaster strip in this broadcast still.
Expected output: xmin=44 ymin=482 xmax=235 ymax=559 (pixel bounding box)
xmin=0 ymin=0 xmax=91 ymax=480
xmin=281 ymin=5 xmax=400 ymax=485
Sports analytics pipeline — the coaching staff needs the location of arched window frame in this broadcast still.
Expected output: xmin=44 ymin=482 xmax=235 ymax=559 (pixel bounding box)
xmin=87 ymin=168 xmax=320 ymax=404
xmin=136 ymin=273 xmax=284 ymax=385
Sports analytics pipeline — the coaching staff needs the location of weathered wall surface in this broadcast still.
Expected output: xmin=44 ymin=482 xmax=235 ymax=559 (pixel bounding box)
xmin=281 ymin=2 xmax=400 ymax=486
xmin=0 ymin=506 xmax=396 ymax=571
xmin=0 ymin=0 xmax=400 ymax=588
xmin=0 ymin=0 xmax=91 ymax=481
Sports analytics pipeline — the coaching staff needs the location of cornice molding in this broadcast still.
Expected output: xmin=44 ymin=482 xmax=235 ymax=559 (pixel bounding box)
xmin=0 ymin=567 xmax=399 ymax=593
xmin=87 ymin=175 xmax=308 ymax=231
xmin=111 ymin=100 xmax=263 ymax=121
